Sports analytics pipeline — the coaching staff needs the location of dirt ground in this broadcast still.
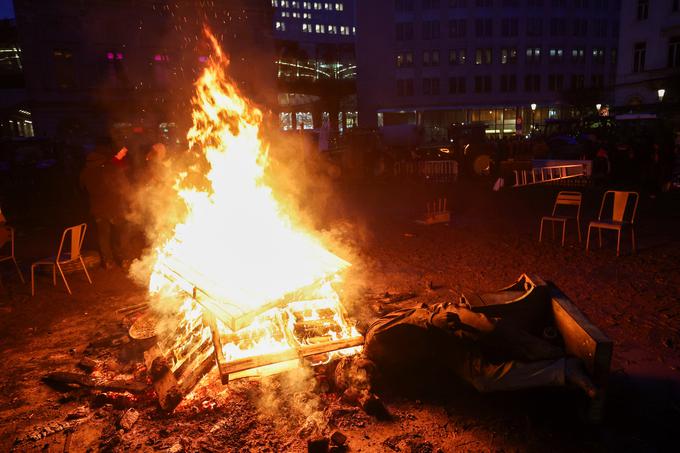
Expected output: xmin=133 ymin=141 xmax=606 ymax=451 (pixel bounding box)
xmin=1 ymin=180 xmax=679 ymax=452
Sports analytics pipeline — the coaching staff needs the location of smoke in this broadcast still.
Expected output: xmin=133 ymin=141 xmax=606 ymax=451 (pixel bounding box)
xmin=254 ymin=366 xmax=327 ymax=436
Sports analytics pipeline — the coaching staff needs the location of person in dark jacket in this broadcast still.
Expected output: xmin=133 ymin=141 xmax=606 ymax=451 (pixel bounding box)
xmin=79 ymin=138 xmax=132 ymax=269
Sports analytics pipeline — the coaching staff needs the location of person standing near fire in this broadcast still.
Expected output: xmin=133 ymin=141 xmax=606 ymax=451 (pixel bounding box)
xmin=80 ymin=137 xmax=133 ymax=269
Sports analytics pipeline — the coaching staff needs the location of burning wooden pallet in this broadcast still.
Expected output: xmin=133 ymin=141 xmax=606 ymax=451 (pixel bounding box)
xmin=145 ymin=262 xmax=363 ymax=409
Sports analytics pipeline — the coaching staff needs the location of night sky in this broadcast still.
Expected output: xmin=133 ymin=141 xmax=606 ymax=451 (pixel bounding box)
xmin=0 ymin=0 xmax=14 ymax=19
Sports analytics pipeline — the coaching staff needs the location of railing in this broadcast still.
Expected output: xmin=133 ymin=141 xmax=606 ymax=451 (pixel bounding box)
xmin=394 ymin=160 xmax=458 ymax=182
xmin=512 ymin=163 xmax=586 ymax=187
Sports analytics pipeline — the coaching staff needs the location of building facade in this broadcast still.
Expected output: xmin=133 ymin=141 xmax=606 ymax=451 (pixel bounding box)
xmin=13 ymin=0 xmax=273 ymax=143
xmin=615 ymin=0 xmax=680 ymax=114
xmin=271 ymin=0 xmax=357 ymax=131
xmin=0 ymin=18 xmax=31 ymax=138
xmin=356 ymin=0 xmax=620 ymax=140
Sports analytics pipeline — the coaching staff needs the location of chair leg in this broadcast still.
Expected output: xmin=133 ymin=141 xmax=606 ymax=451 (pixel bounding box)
xmin=616 ymin=230 xmax=621 ymax=257
xmin=11 ymin=257 xmax=25 ymax=284
xmin=631 ymin=227 xmax=636 ymax=254
xmin=586 ymin=225 xmax=592 ymax=253
xmin=52 ymin=264 xmax=56 ymax=286
xmin=598 ymin=228 xmax=602 ymax=248
xmin=56 ymin=263 xmax=72 ymax=295
xmin=539 ymin=219 xmax=544 ymax=242
xmin=561 ymin=221 xmax=566 ymax=247
xmin=80 ymin=256 xmax=92 ymax=284
xmin=576 ymin=221 xmax=582 ymax=243
xmin=31 ymin=264 xmax=36 ymax=296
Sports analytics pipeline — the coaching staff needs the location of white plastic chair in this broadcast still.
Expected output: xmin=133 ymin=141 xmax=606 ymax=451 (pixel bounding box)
xmin=31 ymin=223 xmax=92 ymax=296
xmin=0 ymin=225 xmax=25 ymax=284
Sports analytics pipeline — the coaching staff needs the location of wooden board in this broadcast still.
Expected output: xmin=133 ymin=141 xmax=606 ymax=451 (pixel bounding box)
xmin=217 ymin=335 xmax=364 ymax=378
xmin=159 ymin=262 xmax=334 ymax=332
xmin=550 ymin=285 xmax=613 ymax=387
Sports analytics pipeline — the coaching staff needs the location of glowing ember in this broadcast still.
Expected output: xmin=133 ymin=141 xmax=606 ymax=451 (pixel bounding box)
xmin=146 ymin=29 xmax=360 ymax=378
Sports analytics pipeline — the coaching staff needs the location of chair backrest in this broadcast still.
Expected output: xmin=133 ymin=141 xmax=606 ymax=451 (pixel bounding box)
xmin=598 ymin=191 xmax=639 ymax=223
xmin=57 ymin=223 xmax=87 ymax=262
xmin=553 ymin=191 xmax=582 ymax=217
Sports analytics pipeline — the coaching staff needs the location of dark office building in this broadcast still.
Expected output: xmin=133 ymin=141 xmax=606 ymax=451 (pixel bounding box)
xmin=271 ymin=0 xmax=357 ymax=132
xmin=12 ymin=0 xmax=274 ymax=142
xmin=356 ymin=0 xmax=620 ymax=140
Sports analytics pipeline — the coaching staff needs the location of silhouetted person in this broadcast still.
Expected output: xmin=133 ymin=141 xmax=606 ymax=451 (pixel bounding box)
xmin=79 ymin=138 xmax=132 ymax=269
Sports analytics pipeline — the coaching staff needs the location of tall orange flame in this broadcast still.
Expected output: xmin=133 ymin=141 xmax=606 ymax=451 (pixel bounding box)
xmin=148 ymin=30 xmax=349 ymax=315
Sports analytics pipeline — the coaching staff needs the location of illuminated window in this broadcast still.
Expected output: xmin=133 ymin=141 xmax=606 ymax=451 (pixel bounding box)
xmin=526 ymin=47 xmax=541 ymax=63
xmin=303 ymin=2 xmax=311 ymax=8
xmin=571 ymin=47 xmax=585 ymax=62
xmin=340 ymin=25 xmax=350 ymax=35
xmin=315 ymin=24 xmax=325 ymax=33
xmin=396 ymin=51 xmax=413 ymax=67
xmin=549 ymin=48 xmax=563 ymax=61
xmin=276 ymin=21 xmax=286 ymax=31
xmin=281 ymin=12 xmax=290 ymax=17
xmin=314 ymin=2 xmax=322 ymax=9
xmin=324 ymin=2 xmax=333 ymax=10
xmin=302 ymin=23 xmax=312 ymax=32
xmin=475 ymin=48 xmax=492 ymax=64
xmin=328 ymin=25 xmax=338 ymax=34
xmin=335 ymin=2 xmax=344 ymax=10
xmin=592 ymin=48 xmax=605 ymax=63
xmin=292 ymin=1 xmax=299 ymax=7
xmin=449 ymin=48 xmax=466 ymax=65
xmin=501 ymin=48 xmax=517 ymax=64
xmin=303 ymin=12 xmax=312 ymax=18
xmin=292 ymin=12 xmax=300 ymax=17
xmin=281 ymin=0 xmax=289 ymax=6
xmin=272 ymin=0 xmax=278 ymax=6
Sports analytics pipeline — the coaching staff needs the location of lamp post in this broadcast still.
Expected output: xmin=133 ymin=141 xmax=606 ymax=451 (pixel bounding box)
xmin=530 ymin=103 xmax=536 ymax=132
xmin=596 ymin=103 xmax=601 ymax=112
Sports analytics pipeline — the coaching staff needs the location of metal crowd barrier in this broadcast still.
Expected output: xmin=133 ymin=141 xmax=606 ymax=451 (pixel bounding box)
xmin=393 ymin=160 xmax=458 ymax=182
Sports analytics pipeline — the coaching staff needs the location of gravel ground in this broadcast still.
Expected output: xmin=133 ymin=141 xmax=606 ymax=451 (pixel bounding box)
xmin=1 ymin=179 xmax=679 ymax=452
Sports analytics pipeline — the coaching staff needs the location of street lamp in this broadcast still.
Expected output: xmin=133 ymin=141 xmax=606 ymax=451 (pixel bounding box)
xmin=530 ymin=103 xmax=536 ymax=131
xmin=658 ymin=88 xmax=666 ymax=102
xmin=596 ymin=103 xmax=601 ymax=111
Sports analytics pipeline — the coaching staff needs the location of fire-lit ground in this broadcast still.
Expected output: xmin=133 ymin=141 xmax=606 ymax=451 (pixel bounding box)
xmin=1 ymin=181 xmax=679 ymax=452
